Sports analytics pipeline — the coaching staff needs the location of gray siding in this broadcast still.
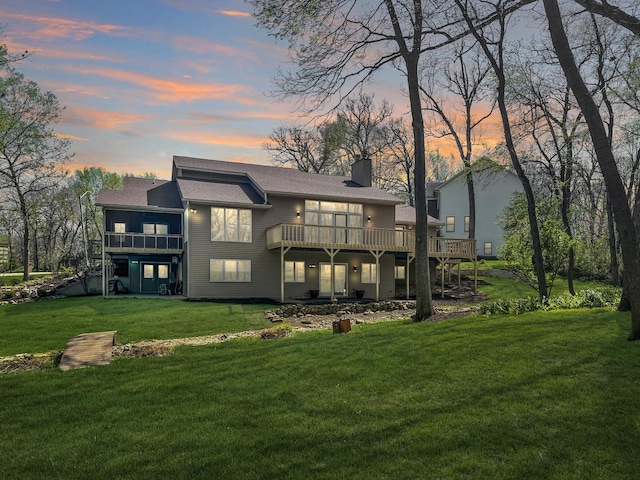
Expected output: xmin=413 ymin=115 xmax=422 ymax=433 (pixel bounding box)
xmin=439 ymin=171 xmax=522 ymax=256
xmin=187 ymin=194 xmax=399 ymax=300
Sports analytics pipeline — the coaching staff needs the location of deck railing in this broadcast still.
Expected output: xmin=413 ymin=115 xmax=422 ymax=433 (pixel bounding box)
xmin=267 ymin=224 xmax=476 ymax=258
xmin=104 ymin=232 xmax=183 ymax=252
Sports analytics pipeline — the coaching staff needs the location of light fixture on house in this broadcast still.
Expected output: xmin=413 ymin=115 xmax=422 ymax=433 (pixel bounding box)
xmin=296 ymin=210 xmax=300 ymax=218
xmin=367 ymin=216 xmax=371 ymax=223
xmin=308 ymin=264 xmax=317 ymax=269
xmin=190 ymin=208 xmax=198 ymax=214
xmin=353 ymin=265 xmax=357 ymax=272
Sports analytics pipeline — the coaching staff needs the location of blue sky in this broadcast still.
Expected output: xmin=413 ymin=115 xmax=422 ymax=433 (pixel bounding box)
xmin=0 ymin=0 xmax=322 ymax=179
xmin=1 ymin=0 xmax=508 ymax=180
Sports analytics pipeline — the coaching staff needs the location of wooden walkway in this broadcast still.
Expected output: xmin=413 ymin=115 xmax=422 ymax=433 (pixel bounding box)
xmin=59 ymin=331 xmax=117 ymax=371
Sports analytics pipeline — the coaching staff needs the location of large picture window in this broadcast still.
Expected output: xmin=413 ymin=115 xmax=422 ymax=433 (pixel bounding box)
xmin=285 ymin=261 xmax=305 ymax=283
xmin=210 ymin=259 xmax=251 ymax=282
xmin=211 ymin=207 xmax=252 ymax=242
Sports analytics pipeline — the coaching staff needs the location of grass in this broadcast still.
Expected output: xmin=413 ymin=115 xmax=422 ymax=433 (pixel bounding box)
xmin=1 ymin=308 xmax=639 ymax=479
xmin=0 ymin=297 xmax=273 ymax=357
xmin=0 ymin=273 xmax=52 ymax=286
xmin=476 ymin=275 xmax=608 ymax=301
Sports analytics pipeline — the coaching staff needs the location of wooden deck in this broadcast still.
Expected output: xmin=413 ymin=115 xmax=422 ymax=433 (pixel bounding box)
xmin=266 ymin=223 xmax=476 ymax=260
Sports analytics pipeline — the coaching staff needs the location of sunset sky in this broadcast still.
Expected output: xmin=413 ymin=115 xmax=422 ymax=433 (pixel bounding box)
xmin=1 ymin=0 xmax=503 ymax=180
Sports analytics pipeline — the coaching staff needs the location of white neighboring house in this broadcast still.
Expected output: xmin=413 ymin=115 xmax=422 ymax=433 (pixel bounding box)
xmin=428 ymin=166 xmax=523 ymax=258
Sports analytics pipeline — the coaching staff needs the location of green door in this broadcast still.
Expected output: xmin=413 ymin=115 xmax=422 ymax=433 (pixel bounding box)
xmin=141 ymin=263 xmax=170 ymax=293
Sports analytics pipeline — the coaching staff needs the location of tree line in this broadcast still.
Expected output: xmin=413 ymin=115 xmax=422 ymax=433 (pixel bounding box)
xmin=249 ymin=0 xmax=640 ymax=338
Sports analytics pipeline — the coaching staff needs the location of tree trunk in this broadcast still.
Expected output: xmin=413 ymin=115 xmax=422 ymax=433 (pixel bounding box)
xmin=544 ymin=0 xmax=640 ymax=339
xmin=21 ymin=212 xmax=29 ymax=282
xmin=408 ymin=57 xmax=434 ymax=321
xmin=466 ymin=171 xmax=476 ymax=240
xmin=606 ymin=196 xmax=621 ymax=287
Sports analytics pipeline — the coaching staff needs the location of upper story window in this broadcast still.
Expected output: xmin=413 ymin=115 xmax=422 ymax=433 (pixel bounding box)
xmin=464 ymin=216 xmax=470 ymax=233
xmin=304 ymin=200 xmax=363 ymax=228
xmin=211 ymin=207 xmax=252 ymax=242
xmin=446 ymin=216 xmax=455 ymax=232
xmin=143 ymin=223 xmax=168 ymax=235
xmin=114 ymin=222 xmax=126 ymax=233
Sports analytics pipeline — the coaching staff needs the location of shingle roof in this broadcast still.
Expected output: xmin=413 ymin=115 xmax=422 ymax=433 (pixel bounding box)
xmin=172 ymin=156 xmax=402 ymax=204
xmin=96 ymin=177 xmax=182 ymax=209
xmin=177 ymin=179 xmax=266 ymax=206
xmin=395 ymin=204 xmax=444 ymax=226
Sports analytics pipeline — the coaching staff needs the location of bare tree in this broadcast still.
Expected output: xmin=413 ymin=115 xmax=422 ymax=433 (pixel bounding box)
xmin=454 ymin=0 xmax=549 ymax=300
xmin=421 ymin=40 xmax=495 ymax=240
xmin=264 ymin=122 xmax=346 ymax=174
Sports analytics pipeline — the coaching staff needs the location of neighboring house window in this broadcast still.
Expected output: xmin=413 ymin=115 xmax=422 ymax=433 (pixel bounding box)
xmin=395 ymin=265 xmax=405 ymax=279
xmin=143 ymin=223 xmax=168 ymax=235
xmin=484 ymin=242 xmax=493 ymax=256
xmin=285 ymin=261 xmax=305 ymax=283
xmin=114 ymin=222 xmax=126 ymax=233
xmin=210 ymin=259 xmax=251 ymax=282
xmin=464 ymin=216 xmax=469 ymax=233
xmin=446 ymin=216 xmax=455 ymax=232
xmin=361 ymin=263 xmax=377 ymax=283
xmin=211 ymin=207 xmax=252 ymax=242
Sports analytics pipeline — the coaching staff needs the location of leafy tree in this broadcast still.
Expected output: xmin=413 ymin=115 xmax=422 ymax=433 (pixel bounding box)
xmin=499 ymin=193 xmax=573 ymax=297
xmin=0 ymin=59 xmax=72 ymax=280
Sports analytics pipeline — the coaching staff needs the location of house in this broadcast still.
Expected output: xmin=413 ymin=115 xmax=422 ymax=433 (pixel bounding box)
xmin=97 ymin=155 xmax=475 ymax=302
xmin=427 ymin=163 xmax=522 ymax=258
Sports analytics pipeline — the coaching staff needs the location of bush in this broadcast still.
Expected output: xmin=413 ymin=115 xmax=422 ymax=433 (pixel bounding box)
xmin=479 ymin=287 xmax=621 ymax=316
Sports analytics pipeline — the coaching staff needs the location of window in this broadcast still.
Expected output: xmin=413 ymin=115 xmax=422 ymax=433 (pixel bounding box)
xmin=446 ymin=216 xmax=455 ymax=232
xmin=484 ymin=242 xmax=493 ymax=256
xmin=113 ymin=259 xmax=129 ymax=277
xmin=114 ymin=222 xmax=126 ymax=233
xmin=143 ymin=264 xmax=154 ymax=279
xmin=361 ymin=263 xmax=377 ymax=283
xmin=464 ymin=216 xmax=469 ymax=233
xmin=285 ymin=261 xmax=305 ymax=283
xmin=143 ymin=223 xmax=168 ymax=235
xmin=158 ymin=264 xmax=169 ymax=279
xmin=394 ymin=265 xmax=405 ymax=279
xmin=211 ymin=207 xmax=252 ymax=242
xmin=210 ymin=259 xmax=251 ymax=282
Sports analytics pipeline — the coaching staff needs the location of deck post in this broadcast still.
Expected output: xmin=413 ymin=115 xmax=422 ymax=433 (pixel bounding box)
xmin=280 ymin=246 xmax=291 ymax=303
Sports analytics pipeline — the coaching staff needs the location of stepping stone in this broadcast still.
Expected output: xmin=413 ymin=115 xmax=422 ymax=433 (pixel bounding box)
xmin=59 ymin=331 xmax=117 ymax=371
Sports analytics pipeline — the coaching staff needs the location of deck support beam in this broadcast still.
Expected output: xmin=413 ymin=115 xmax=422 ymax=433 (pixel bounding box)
xmin=322 ymin=247 xmax=341 ymax=301
xmin=368 ymin=250 xmax=385 ymax=301
xmin=280 ymin=246 xmax=291 ymax=303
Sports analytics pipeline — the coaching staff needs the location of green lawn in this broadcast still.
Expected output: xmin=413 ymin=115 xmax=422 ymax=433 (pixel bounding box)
xmin=1 ymin=308 xmax=639 ymax=479
xmin=0 ymin=297 xmax=273 ymax=357
xmin=476 ymin=275 xmax=607 ymax=301
xmin=0 ymin=273 xmax=52 ymax=286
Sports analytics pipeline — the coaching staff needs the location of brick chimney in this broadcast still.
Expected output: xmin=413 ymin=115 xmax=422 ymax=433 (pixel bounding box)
xmin=351 ymin=156 xmax=372 ymax=187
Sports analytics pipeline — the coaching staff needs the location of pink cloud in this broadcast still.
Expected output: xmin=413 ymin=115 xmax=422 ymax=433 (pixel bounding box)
xmin=218 ymin=10 xmax=251 ymax=18
xmin=63 ymin=106 xmax=150 ymax=130
xmin=165 ymin=130 xmax=267 ymax=150
xmin=3 ymin=12 xmax=127 ymax=41
xmin=69 ymin=66 xmax=255 ymax=104
xmin=171 ymin=35 xmax=257 ymax=61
